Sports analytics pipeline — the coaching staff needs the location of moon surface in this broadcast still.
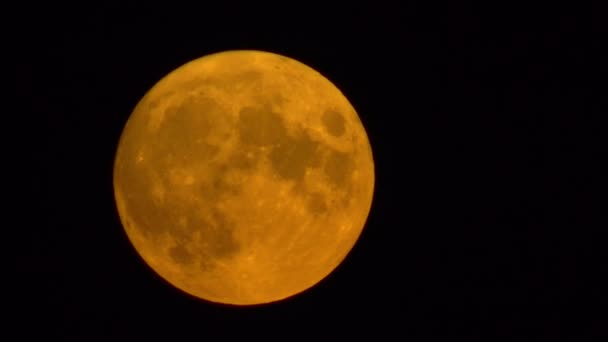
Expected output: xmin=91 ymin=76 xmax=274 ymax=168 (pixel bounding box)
xmin=113 ymin=50 xmax=375 ymax=305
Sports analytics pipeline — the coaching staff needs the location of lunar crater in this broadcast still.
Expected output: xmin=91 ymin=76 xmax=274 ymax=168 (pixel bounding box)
xmin=321 ymin=109 xmax=346 ymax=137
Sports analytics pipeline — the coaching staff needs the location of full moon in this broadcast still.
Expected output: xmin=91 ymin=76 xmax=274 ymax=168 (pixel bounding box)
xmin=113 ymin=50 xmax=375 ymax=305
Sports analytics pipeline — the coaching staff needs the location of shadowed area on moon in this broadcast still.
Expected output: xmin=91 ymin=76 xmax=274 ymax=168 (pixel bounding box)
xmin=237 ymin=104 xmax=354 ymax=185
xmin=322 ymin=109 xmax=346 ymax=137
xmin=113 ymin=50 xmax=374 ymax=305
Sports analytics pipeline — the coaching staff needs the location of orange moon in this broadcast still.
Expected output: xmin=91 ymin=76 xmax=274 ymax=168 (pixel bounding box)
xmin=113 ymin=50 xmax=375 ymax=305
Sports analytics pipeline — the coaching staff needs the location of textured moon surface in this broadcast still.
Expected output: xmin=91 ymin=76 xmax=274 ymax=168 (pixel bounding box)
xmin=113 ymin=50 xmax=375 ymax=305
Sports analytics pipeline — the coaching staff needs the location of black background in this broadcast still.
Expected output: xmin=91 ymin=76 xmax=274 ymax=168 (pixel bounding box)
xmin=31 ymin=2 xmax=606 ymax=340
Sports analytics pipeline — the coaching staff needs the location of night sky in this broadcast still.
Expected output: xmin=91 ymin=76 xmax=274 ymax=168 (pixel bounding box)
xmin=34 ymin=2 xmax=605 ymax=339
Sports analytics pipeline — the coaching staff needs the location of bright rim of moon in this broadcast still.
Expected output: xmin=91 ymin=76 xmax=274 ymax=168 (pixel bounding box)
xmin=113 ymin=50 xmax=375 ymax=305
